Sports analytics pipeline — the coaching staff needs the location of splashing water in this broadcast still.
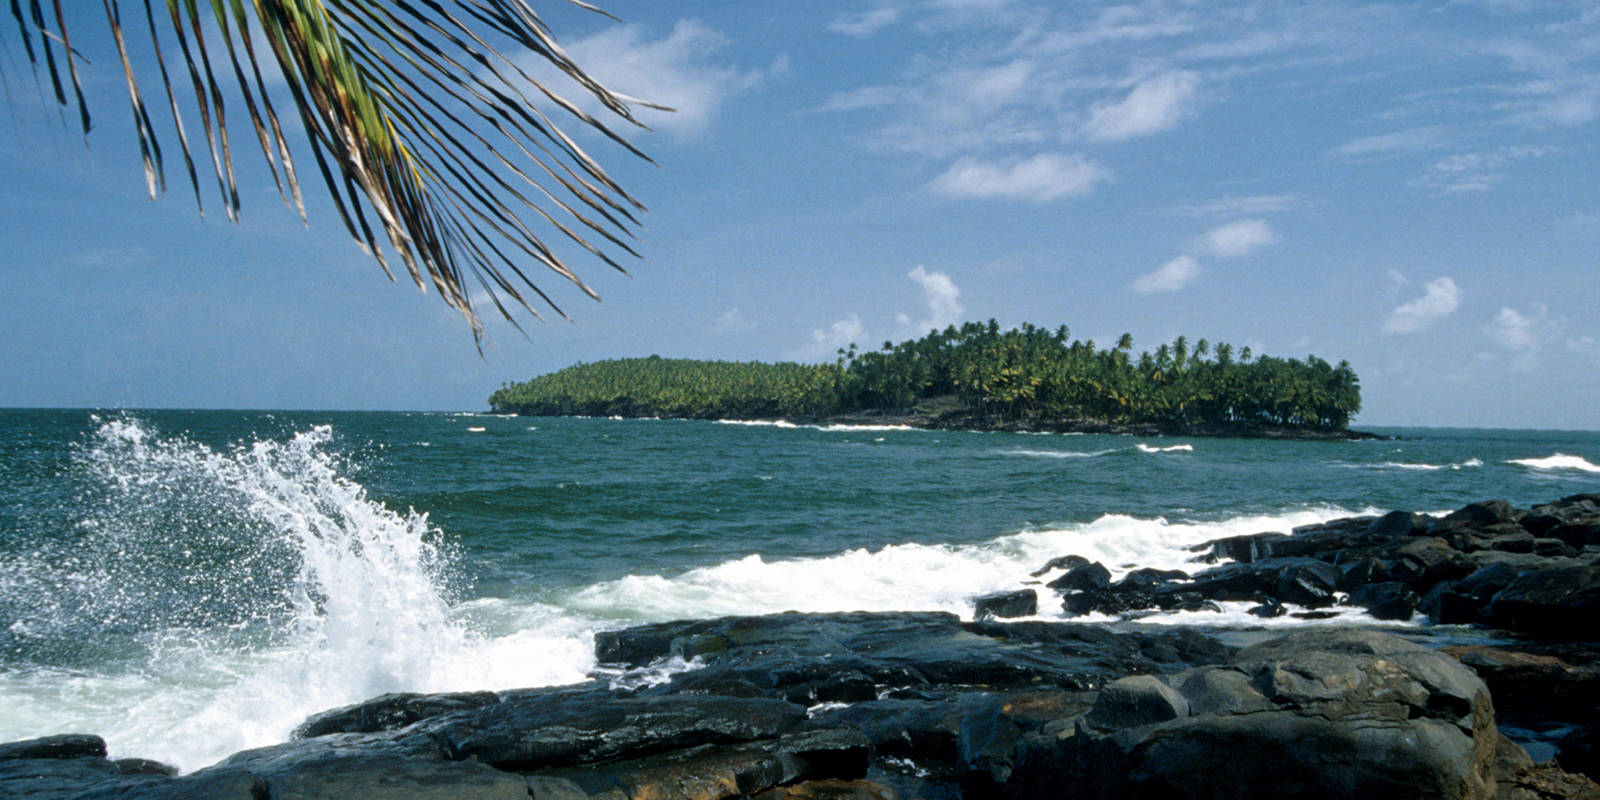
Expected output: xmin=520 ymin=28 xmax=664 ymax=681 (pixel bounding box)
xmin=0 ymin=418 xmax=594 ymax=771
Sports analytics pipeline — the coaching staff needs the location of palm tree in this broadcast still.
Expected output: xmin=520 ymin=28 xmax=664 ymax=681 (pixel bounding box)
xmin=7 ymin=1 xmax=658 ymax=342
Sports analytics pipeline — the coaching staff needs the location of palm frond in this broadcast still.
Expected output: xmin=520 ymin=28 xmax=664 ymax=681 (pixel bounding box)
xmin=7 ymin=0 xmax=657 ymax=342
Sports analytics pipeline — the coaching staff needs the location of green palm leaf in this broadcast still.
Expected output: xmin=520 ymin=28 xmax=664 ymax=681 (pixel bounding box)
xmin=9 ymin=0 xmax=658 ymax=341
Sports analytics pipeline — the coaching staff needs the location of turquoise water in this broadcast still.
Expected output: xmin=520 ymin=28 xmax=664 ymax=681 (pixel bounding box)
xmin=1 ymin=409 xmax=1597 ymax=769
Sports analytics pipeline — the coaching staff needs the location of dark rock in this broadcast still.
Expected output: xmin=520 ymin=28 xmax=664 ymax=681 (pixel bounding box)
xmin=1347 ymin=581 xmax=1420 ymax=621
xmin=407 ymin=692 xmax=807 ymax=771
xmin=1433 ymin=562 xmax=1520 ymax=625
xmin=1369 ymin=509 xmax=1424 ymax=539
xmin=812 ymin=695 xmax=1002 ymax=783
xmin=1009 ymin=629 xmax=1499 ymax=800
xmin=115 ymin=758 xmax=179 ymax=777
xmin=1486 ymin=565 xmax=1600 ymax=639
xmin=1247 ymin=598 xmax=1286 ymax=618
xmin=242 ymin=750 xmax=526 ymax=800
xmin=1083 ymin=676 xmax=1189 ymax=730
xmin=972 ymin=589 xmax=1037 ymax=620
xmin=1112 ymin=568 xmax=1188 ymax=591
xmin=0 ymin=735 xmax=106 ymax=761
xmin=1436 ymin=499 xmax=1521 ymax=530
xmin=751 ymin=778 xmax=899 ymax=799
xmin=294 ymin=690 xmax=500 ymax=738
xmin=1389 ymin=537 xmax=1472 ymax=587
xmin=816 ymin=671 xmax=880 ymax=704
xmin=646 ymin=666 xmax=767 ymax=698
xmin=1533 ymin=538 xmax=1579 ymax=558
xmin=1443 ymin=646 xmax=1600 ymax=724
xmin=1548 ymin=523 xmax=1600 ymax=550
xmin=1030 ymin=555 xmax=1089 ymax=577
xmin=1288 ymin=610 xmax=1340 ymax=620
xmin=1555 ymin=723 xmax=1600 ymax=782
xmin=0 ymin=755 xmax=125 ymax=800
xmin=1275 ymin=561 xmax=1343 ymax=608
xmin=1045 ymin=562 xmax=1111 ymax=594
xmin=1497 ymin=732 xmax=1600 ymax=800
xmin=1337 ymin=557 xmax=1389 ymax=591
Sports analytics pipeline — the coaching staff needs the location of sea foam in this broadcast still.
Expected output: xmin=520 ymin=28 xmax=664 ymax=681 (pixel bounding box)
xmin=569 ymin=506 xmax=1374 ymax=626
xmin=1508 ymin=453 xmax=1600 ymax=473
xmin=0 ymin=419 xmax=597 ymax=772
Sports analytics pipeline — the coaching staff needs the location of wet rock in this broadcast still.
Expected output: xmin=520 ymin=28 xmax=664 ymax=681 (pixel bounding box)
xmin=1390 ymin=537 xmax=1472 ymax=586
xmin=1369 ymin=509 xmax=1425 ymax=539
xmin=1555 ymin=724 xmax=1600 ymax=782
xmin=1083 ymin=675 xmax=1188 ymax=730
xmin=0 ymin=734 xmax=107 ymax=761
xmin=294 ymin=690 xmax=500 ymax=738
xmin=406 ymin=692 xmax=808 ymax=771
xmin=1029 ymin=555 xmax=1089 ymax=577
xmin=530 ymin=727 xmax=872 ymax=800
xmin=1008 ymin=629 xmax=1500 ymax=800
xmin=1112 ymin=568 xmax=1187 ymax=592
xmin=1346 ymin=581 xmax=1419 ymax=621
xmin=1045 ymin=562 xmax=1111 ymax=593
xmin=1496 ymin=733 xmax=1600 ymax=800
xmin=1436 ymin=500 xmax=1522 ymax=530
xmin=1337 ymin=557 xmax=1389 ymax=591
xmin=1247 ymin=597 xmax=1286 ymax=618
xmin=972 ymin=589 xmax=1037 ymax=620
xmin=1485 ymin=565 xmax=1600 ymax=639
xmin=1275 ymin=561 xmax=1343 ymax=608
xmin=1434 ymin=563 xmax=1522 ymax=625
xmin=239 ymin=749 xmax=527 ymax=800
xmin=1443 ymin=646 xmax=1600 ymax=724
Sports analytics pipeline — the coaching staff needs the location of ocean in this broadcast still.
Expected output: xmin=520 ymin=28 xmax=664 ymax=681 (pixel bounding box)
xmin=1 ymin=409 xmax=1596 ymax=772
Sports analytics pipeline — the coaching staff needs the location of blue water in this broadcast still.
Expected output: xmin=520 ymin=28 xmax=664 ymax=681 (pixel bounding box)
xmin=1 ymin=409 xmax=1596 ymax=769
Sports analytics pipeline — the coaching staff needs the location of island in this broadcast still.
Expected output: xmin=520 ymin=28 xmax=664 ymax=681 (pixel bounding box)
xmin=490 ymin=321 xmax=1369 ymax=438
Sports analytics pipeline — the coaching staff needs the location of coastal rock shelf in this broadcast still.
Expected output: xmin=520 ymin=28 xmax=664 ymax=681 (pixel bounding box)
xmin=5 ymin=496 xmax=1600 ymax=799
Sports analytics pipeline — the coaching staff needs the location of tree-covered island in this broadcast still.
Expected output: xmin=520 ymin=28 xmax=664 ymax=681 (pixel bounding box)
xmin=490 ymin=321 xmax=1370 ymax=438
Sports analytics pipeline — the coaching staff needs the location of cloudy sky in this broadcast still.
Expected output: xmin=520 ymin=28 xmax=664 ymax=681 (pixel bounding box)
xmin=2 ymin=1 xmax=1597 ymax=428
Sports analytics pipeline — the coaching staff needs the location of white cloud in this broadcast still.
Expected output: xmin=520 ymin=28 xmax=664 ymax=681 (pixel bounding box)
xmin=1083 ymin=70 xmax=1200 ymax=141
xmin=930 ymin=153 xmax=1110 ymax=202
xmin=1484 ymin=304 xmax=1560 ymax=372
xmin=554 ymin=20 xmax=769 ymax=137
xmin=1568 ymin=336 xmax=1600 ymax=361
xmin=1132 ymin=255 xmax=1202 ymax=293
xmin=1198 ymin=220 xmax=1278 ymax=258
xmin=907 ymin=265 xmax=963 ymax=332
xmin=713 ymin=308 xmax=756 ymax=334
xmin=829 ymin=4 xmax=902 ymax=37
xmin=810 ymin=315 xmax=865 ymax=356
xmin=1330 ymin=127 xmax=1446 ymax=159
xmin=1384 ymin=276 xmax=1460 ymax=334
xmin=1412 ymin=146 xmax=1557 ymax=194
xmin=1172 ymin=194 xmax=1305 ymax=217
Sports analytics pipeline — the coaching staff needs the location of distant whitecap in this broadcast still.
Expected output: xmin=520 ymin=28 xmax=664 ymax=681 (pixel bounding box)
xmin=1508 ymin=453 xmax=1600 ymax=473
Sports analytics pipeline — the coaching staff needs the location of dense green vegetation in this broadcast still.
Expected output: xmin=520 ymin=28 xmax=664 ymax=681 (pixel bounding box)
xmin=490 ymin=321 xmax=1362 ymax=432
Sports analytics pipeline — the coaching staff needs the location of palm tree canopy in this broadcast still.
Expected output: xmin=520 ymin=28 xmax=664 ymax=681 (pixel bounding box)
xmin=6 ymin=0 xmax=658 ymax=341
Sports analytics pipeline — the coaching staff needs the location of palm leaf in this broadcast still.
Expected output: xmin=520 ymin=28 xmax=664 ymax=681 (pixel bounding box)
xmin=6 ymin=0 xmax=658 ymax=342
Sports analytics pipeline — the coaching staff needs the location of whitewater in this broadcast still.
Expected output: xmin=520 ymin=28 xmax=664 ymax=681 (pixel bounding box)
xmin=0 ymin=410 xmax=1595 ymax=771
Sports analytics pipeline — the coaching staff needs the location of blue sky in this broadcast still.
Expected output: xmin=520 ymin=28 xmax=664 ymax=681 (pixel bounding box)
xmin=2 ymin=1 xmax=1597 ymax=428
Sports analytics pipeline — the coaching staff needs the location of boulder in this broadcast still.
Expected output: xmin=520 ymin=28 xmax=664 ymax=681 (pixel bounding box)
xmin=973 ymin=589 xmax=1037 ymax=620
xmin=1030 ymin=555 xmax=1090 ymax=577
xmin=1485 ymin=565 xmax=1600 ymax=639
xmin=294 ymin=690 xmax=500 ymax=738
xmin=1346 ymin=581 xmax=1419 ymax=621
xmin=1008 ymin=629 xmax=1499 ymax=800
xmin=1046 ymin=562 xmax=1111 ymax=594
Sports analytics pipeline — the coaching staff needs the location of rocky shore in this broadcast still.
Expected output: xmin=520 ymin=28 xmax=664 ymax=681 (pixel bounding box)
xmin=5 ymin=495 xmax=1599 ymax=799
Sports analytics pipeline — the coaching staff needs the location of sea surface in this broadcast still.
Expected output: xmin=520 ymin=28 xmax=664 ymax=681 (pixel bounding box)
xmin=1 ymin=409 xmax=1597 ymax=771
